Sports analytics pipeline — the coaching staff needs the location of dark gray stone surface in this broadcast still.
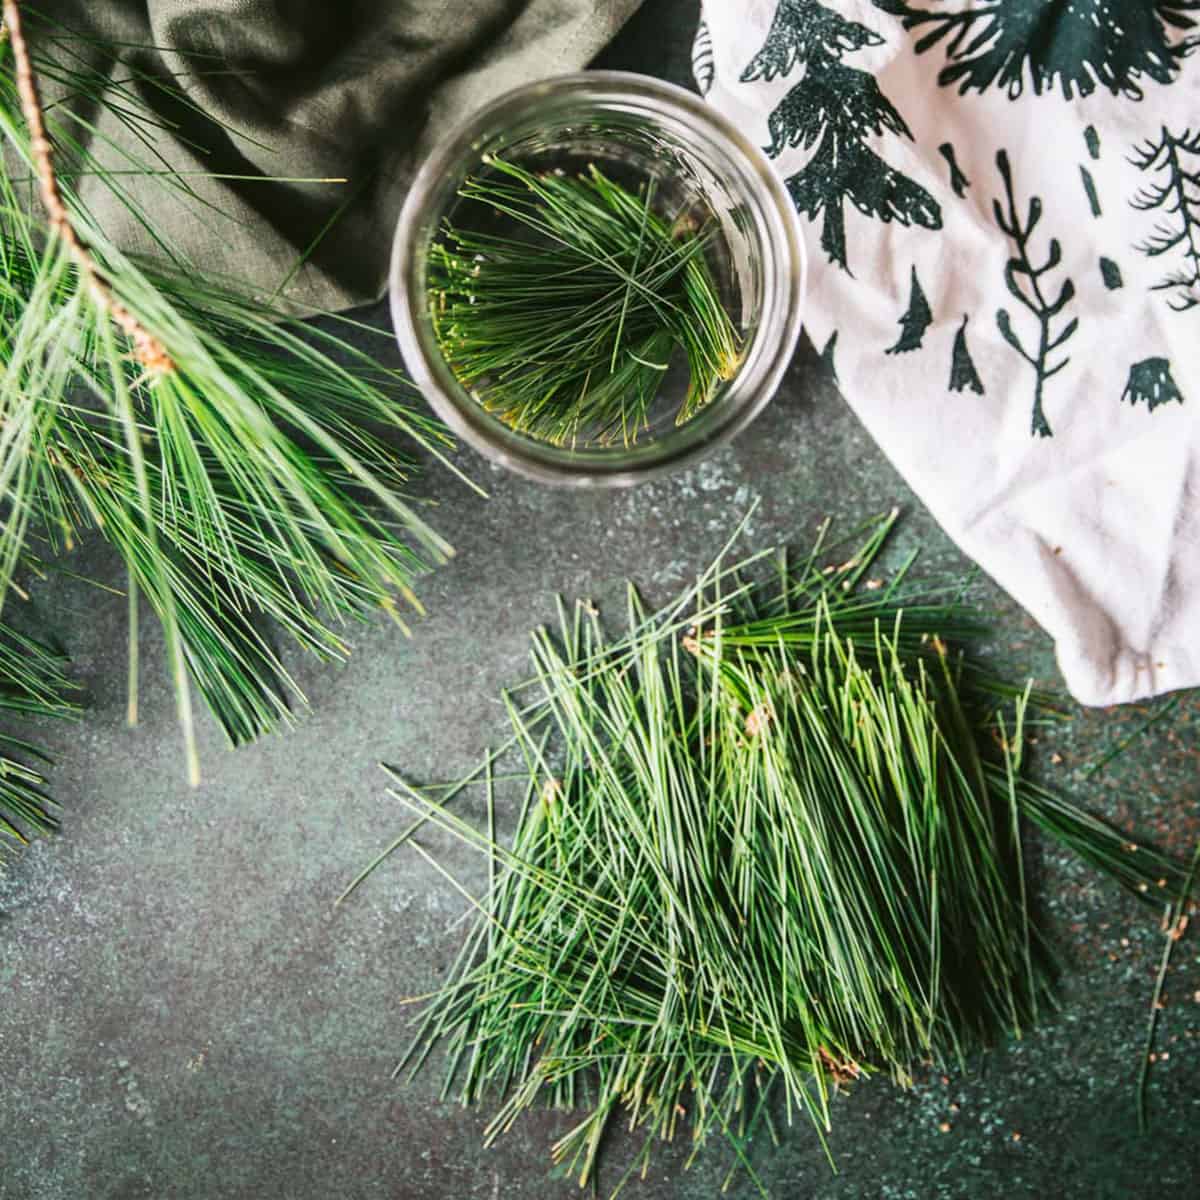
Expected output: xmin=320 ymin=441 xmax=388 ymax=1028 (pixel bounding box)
xmin=1 ymin=3 xmax=1198 ymax=1199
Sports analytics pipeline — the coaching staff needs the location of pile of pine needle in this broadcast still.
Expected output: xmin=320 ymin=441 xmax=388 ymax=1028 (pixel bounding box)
xmin=357 ymin=513 xmax=1192 ymax=1195
xmin=429 ymin=157 xmax=742 ymax=448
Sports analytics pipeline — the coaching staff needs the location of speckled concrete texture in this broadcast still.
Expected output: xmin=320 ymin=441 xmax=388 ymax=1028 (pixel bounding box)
xmin=1 ymin=4 xmax=1198 ymax=1199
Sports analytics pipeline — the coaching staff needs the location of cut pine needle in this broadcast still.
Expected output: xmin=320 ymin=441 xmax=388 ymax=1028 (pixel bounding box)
xmin=429 ymin=156 xmax=742 ymax=448
xmin=352 ymin=512 xmax=1192 ymax=1196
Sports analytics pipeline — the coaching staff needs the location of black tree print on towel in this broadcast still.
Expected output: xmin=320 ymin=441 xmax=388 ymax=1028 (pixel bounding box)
xmin=1131 ymin=128 xmax=1200 ymax=312
xmin=1079 ymin=126 xmax=1127 ymax=290
xmin=1122 ymin=357 xmax=1185 ymax=409
xmin=992 ymin=151 xmax=1079 ymax=438
xmin=939 ymin=142 xmax=971 ymax=196
xmin=950 ymin=316 xmax=985 ymax=394
xmin=886 ymin=266 xmax=933 ymax=353
xmin=743 ymin=0 xmax=941 ymax=272
xmin=820 ymin=330 xmax=840 ymax=383
xmin=888 ymin=1 xmax=1199 ymax=100
xmin=693 ymin=20 xmax=715 ymax=96
xmin=1079 ymin=166 xmax=1102 ymax=217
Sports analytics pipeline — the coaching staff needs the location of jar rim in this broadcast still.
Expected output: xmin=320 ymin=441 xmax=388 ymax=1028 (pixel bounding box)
xmin=389 ymin=70 xmax=806 ymax=487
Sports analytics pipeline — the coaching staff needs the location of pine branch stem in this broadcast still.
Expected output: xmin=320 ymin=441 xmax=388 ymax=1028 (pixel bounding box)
xmin=1 ymin=0 xmax=172 ymax=374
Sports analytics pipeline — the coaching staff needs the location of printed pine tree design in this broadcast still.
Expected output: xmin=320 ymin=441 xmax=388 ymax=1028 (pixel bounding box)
xmin=949 ymin=316 xmax=985 ymax=394
xmin=886 ymin=266 xmax=933 ymax=353
xmin=1079 ymin=166 xmax=1102 ymax=217
xmin=1131 ymin=127 xmax=1200 ymax=312
xmin=1122 ymin=357 xmax=1185 ymax=410
xmin=1080 ymin=125 xmax=1127 ymax=291
xmin=743 ymin=0 xmax=941 ymax=272
xmin=992 ymin=150 xmax=1079 ymax=438
xmin=939 ymin=143 xmax=971 ymax=197
xmin=692 ymin=20 xmax=715 ymax=96
xmin=889 ymin=1 xmax=1199 ymax=100
xmin=820 ymin=330 xmax=840 ymax=383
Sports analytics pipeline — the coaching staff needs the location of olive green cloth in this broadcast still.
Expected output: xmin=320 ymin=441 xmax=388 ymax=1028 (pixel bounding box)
xmin=29 ymin=0 xmax=642 ymax=311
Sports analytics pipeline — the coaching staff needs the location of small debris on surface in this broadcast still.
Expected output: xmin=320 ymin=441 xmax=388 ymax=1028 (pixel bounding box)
xmin=938 ymin=1121 xmax=952 ymax=1133
xmin=746 ymin=703 xmax=773 ymax=738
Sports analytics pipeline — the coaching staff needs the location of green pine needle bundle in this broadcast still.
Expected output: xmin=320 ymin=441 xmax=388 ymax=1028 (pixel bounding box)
xmin=430 ymin=157 xmax=742 ymax=447
xmin=369 ymin=513 xmax=1189 ymax=1196
xmin=0 ymin=6 xmax=469 ymax=781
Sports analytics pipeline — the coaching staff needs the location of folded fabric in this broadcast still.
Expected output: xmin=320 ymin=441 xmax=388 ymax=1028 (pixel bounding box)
xmin=24 ymin=0 xmax=642 ymax=311
xmin=696 ymin=0 xmax=1200 ymax=706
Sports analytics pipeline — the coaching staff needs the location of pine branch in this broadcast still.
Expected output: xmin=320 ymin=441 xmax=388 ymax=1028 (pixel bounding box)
xmin=2 ymin=0 xmax=170 ymax=375
xmin=0 ymin=11 xmax=467 ymax=781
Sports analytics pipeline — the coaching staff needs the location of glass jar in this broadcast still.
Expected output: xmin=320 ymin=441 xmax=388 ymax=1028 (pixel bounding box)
xmin=389 ymin=71 xmax=806 ymax=487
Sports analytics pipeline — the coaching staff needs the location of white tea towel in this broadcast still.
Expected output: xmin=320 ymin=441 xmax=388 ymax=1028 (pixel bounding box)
xmin=696 ymin=0 xmax=1200 ymax=706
